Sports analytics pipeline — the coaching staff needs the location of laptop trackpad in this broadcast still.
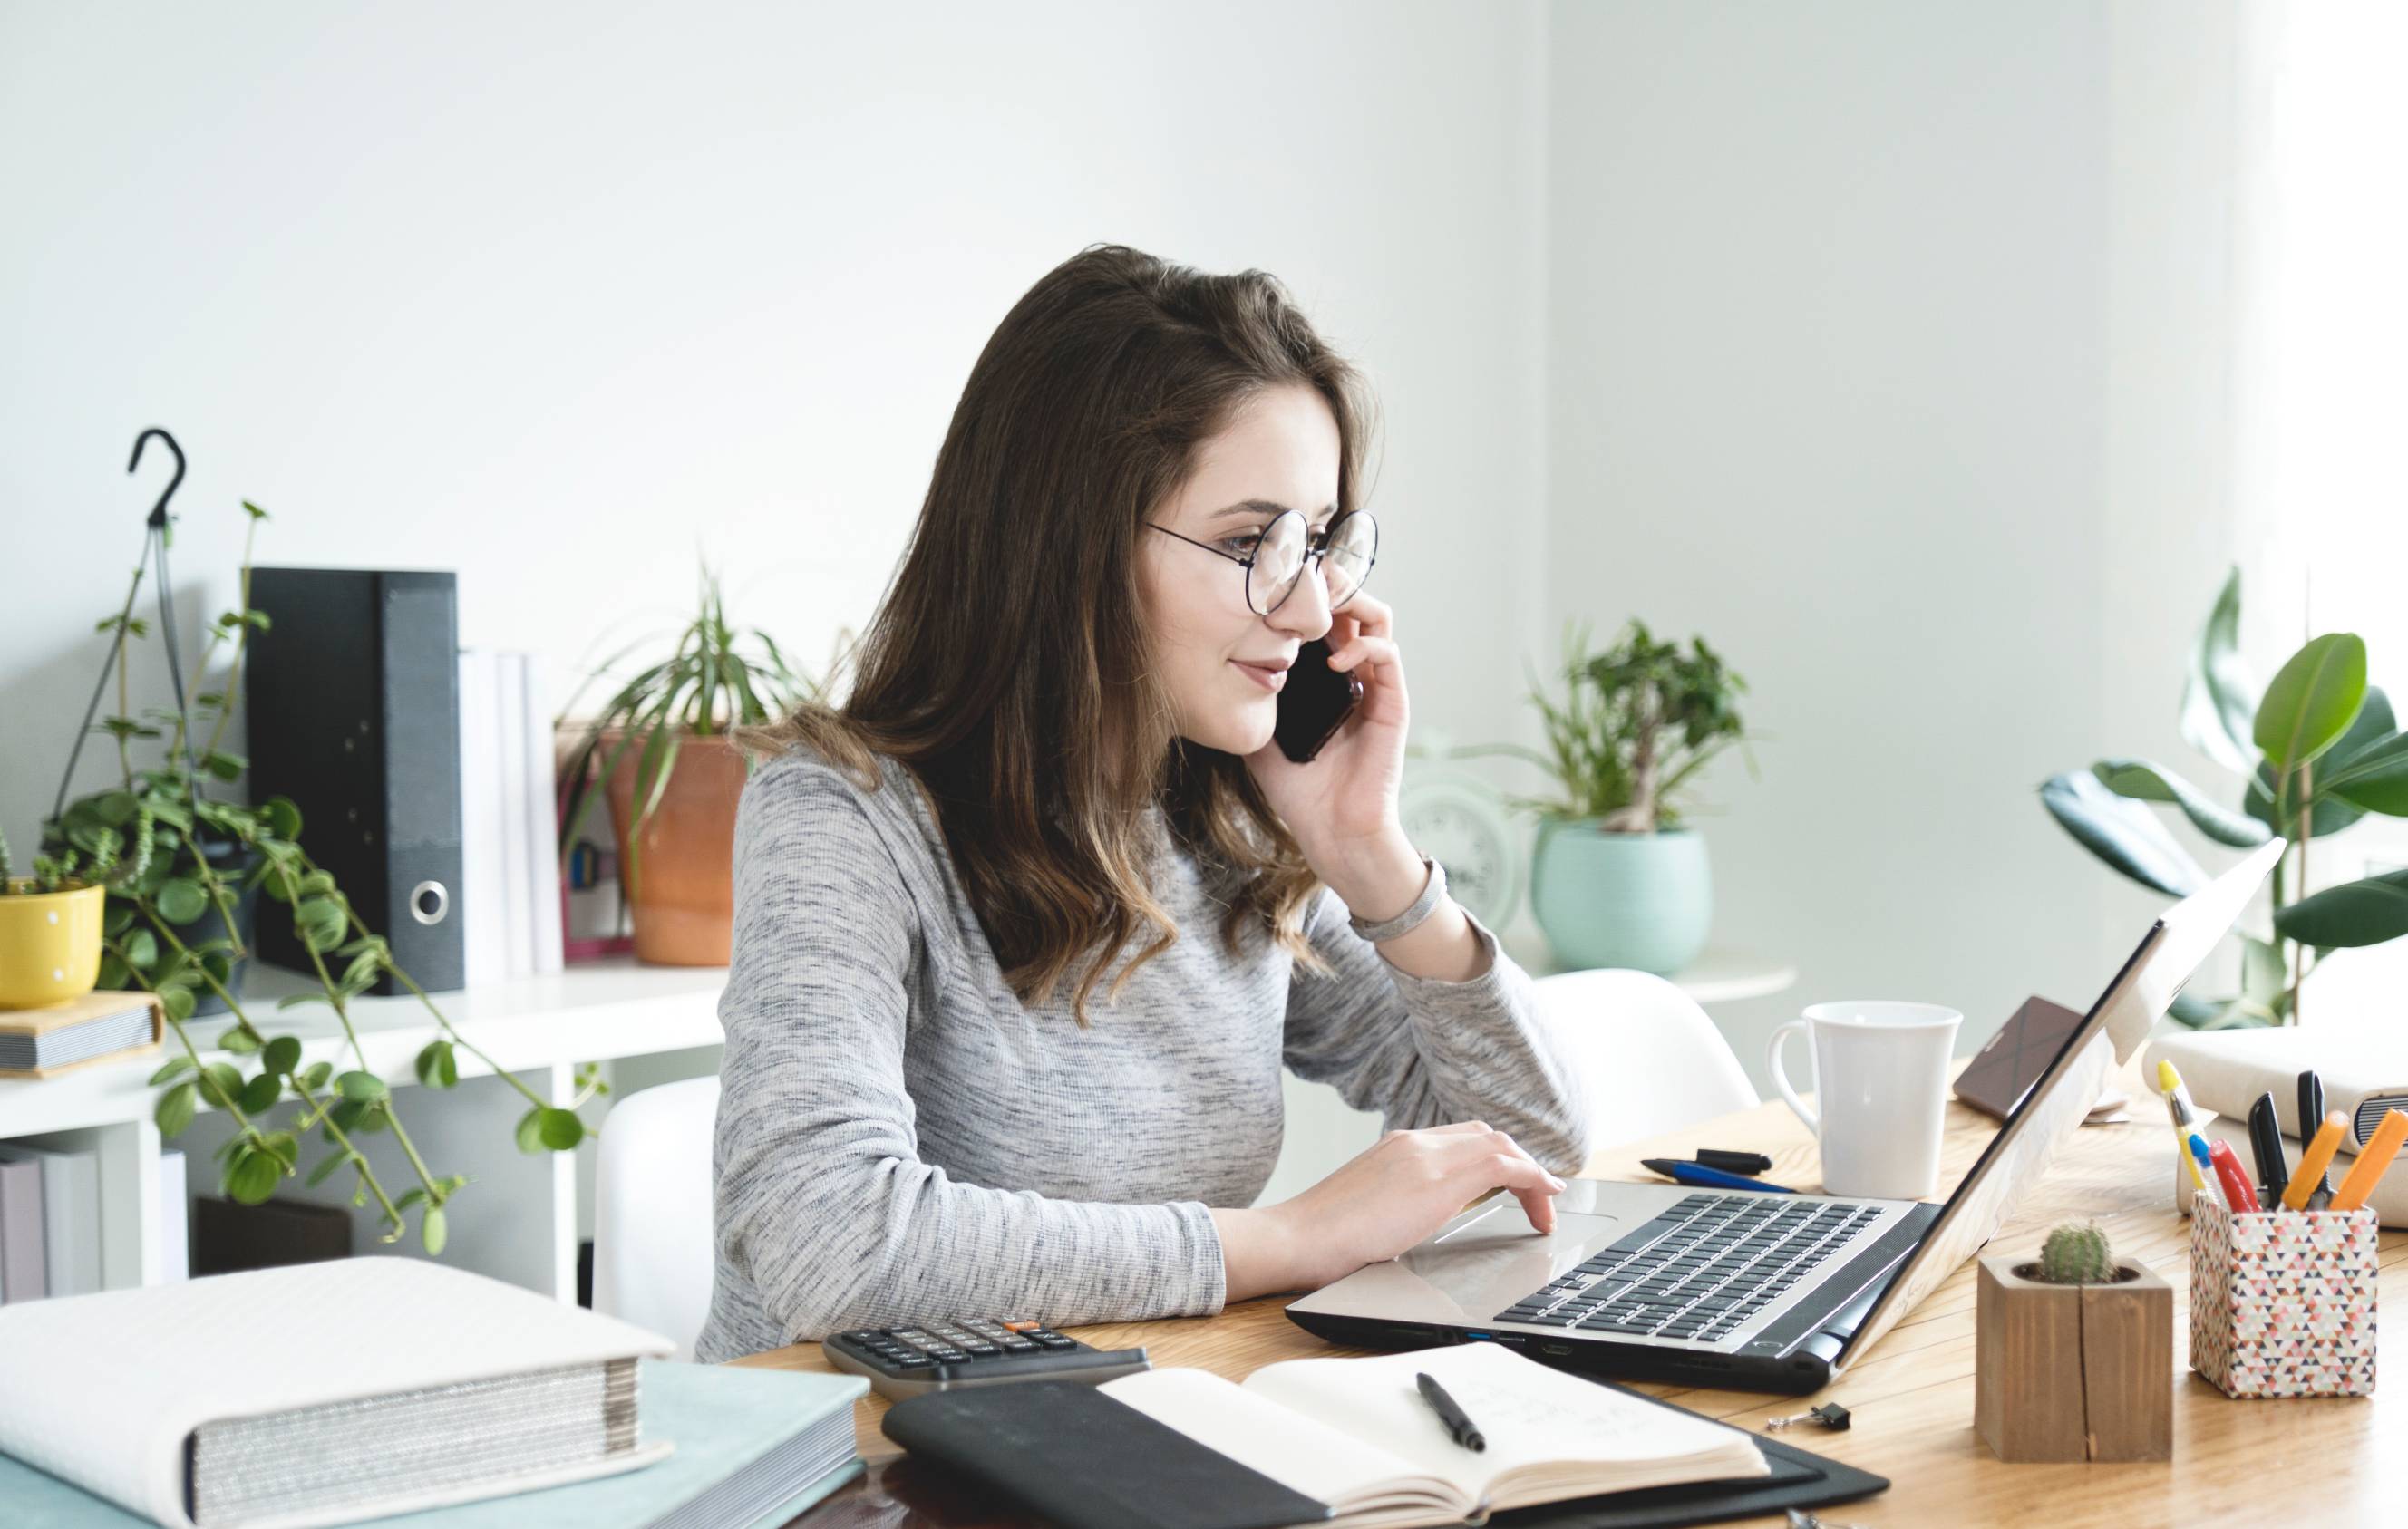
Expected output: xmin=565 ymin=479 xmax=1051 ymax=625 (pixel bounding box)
xmin=1397 ymin=1207 xmax=1623 ymax=1315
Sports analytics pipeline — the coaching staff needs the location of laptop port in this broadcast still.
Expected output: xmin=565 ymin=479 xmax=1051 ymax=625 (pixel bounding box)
xmin=1540 ymin=1342 xmax=1574 ymax=1356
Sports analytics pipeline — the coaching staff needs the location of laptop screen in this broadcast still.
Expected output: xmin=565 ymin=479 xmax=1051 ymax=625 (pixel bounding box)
xmin=1832 ymin=834 xmax=2283 ymax=1369
xmin=1831 ymin=924 xmax=2158 ymax=1369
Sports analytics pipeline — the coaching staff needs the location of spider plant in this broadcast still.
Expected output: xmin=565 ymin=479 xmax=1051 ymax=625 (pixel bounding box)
xmin=555 ymin=566 xmax=830 ymax=897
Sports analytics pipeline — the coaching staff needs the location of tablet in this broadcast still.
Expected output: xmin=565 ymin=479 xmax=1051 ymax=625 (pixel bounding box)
xmin=1951 ymin=996 xmax=2089 ymax=1119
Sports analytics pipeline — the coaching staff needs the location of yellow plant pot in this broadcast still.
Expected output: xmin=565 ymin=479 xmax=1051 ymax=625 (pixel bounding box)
xmin=0 ymin=880 xmax=110 ymax=1009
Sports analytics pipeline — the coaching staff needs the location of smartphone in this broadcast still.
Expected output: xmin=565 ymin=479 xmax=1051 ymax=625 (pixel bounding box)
xmin=1273 ymin=638 xmax=1364 ymax=763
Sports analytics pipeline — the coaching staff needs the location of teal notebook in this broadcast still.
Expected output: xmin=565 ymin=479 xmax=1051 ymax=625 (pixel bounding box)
xmin=1 ymin=1360 xmax=867 ymax=1529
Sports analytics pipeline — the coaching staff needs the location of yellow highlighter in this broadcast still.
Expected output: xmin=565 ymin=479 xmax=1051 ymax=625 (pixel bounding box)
xmin=2158 ymin=1060 xmax=2209 ymax=1192
xmin=2284 ymin=1110 xmax=2353 ymax=1210
xmin=2330 ymin=1108 xmax=2408 ymax=1214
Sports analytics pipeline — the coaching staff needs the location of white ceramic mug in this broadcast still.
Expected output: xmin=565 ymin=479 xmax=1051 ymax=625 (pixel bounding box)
xmin=1766 ymin=1001 xmax=1964 ymax=1200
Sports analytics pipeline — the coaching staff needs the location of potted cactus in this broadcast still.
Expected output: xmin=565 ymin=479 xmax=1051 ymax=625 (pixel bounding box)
xmin=1974 ymin=1223 xmax=2171 ymax=1462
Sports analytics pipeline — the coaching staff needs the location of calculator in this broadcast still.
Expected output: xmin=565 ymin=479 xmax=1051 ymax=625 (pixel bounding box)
xmin=820 ymin=1318 xmax=1152 ymax=1400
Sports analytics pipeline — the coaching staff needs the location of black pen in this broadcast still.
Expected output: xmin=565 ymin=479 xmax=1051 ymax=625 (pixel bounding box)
xmin=2248 ymin=1092 xmax=2291 ymax=1207
xmin=1415 ymin=1372 xmax=1485 ymax=1452
xmin=2299 ymin=1071 xmax=2335 ymax=1199
xmin=1695 ymin=1148 xmax=1774 ymax=1176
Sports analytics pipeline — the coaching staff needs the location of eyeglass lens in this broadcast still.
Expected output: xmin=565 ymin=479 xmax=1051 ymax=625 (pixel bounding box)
xmin=1248 ymin=509 xmax=1378 ymax=615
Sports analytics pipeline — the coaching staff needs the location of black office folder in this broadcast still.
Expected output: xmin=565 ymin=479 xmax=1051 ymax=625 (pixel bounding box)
xmin=245 ymin=567 xmax=466 ymax=993
xmin=883 ymin=1382 xmax=1333 ymax=1529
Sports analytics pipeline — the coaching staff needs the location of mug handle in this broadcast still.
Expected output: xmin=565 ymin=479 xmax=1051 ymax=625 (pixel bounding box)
xmin=1766 ymin=1020 xmax=1820 ymax=1136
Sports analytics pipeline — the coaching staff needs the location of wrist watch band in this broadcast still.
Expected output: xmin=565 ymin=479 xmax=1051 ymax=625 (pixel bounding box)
xmin=1346 ymin=854 xmax=1447 ymax=944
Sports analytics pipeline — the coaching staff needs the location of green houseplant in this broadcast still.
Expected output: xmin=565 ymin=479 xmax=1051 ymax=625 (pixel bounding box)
xmin=555 ymin=566 xmax=831 ymax=965
xmin=1461 ymin=620 xmax=1753 ymax=974
xmin=2042 ymin=568 xmax=2408 ymax=1027
xmin=39 ymin=454 xmax=600 ymax=1254
xmin=38 ymin=558 xmax=269 ymax=1017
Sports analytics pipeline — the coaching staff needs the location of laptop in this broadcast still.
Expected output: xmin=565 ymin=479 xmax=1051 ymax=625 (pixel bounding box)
xmin=1287 ymin=837 xmax=2282 ymax=1395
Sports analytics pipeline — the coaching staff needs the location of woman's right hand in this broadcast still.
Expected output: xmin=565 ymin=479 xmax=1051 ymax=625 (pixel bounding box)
xmin=1212 ymin=1121 xmax=1568 ymax=1301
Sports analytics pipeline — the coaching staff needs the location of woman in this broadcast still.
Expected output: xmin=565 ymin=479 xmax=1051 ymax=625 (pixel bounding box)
xmin=693 ymin=244 xmax=1594 ymax=1363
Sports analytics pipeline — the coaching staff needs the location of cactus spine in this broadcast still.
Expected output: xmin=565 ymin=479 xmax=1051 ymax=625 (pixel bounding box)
xmin=2034 ymin=1222 xmax=2117 ymax=1285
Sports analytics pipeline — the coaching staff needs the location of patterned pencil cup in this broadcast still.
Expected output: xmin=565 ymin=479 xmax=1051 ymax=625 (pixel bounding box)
xmin=2188 ymin=1195 xmax=2378 ymax=1398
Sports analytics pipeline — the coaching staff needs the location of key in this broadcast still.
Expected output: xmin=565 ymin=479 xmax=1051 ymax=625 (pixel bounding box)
xmin=1764 ymin=1402 xmax=1852 ymax=1432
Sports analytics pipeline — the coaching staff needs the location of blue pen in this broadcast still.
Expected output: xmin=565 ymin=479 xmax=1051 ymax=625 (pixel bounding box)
xmin=2188 ymin=1133 xmax=2228 ymax=1211
xmin=1640 ymin=1158 xmax=1797 ymax=1194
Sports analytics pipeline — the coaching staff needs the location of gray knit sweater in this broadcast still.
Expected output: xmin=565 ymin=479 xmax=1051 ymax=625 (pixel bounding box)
xmin=692 ymin=746 xmax=1594 ymax=1364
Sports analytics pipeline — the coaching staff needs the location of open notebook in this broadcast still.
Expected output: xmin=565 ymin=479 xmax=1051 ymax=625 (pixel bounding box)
xmin=1099 ymin=1342 xmax=1768 ymax=1528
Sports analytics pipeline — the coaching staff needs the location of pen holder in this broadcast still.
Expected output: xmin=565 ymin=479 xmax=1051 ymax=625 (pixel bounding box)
xmin=2188 ymin=1195 xmax=2378 ymax=1399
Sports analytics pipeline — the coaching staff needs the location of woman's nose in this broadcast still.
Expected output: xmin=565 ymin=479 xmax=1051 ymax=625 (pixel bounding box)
xmin=1267 ymin=556 xmax=1335 ymax=641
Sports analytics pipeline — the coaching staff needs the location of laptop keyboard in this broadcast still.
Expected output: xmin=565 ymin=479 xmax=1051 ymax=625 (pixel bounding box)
xmin=1493 ymin=1194 xmax=1882 ymax=1344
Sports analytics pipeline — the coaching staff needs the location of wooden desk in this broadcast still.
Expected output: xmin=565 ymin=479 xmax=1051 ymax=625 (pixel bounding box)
xmin=734 ymin=1067 xmax=2407 ymax=1526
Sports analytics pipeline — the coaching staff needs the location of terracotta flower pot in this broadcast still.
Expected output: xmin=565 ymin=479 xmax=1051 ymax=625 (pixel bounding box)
xmin=599 ymin=731 xmax=751 ymax=966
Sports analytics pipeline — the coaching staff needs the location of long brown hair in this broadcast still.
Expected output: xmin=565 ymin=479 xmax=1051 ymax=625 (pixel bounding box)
xmin=738 ymin=243 xmax=1378 ymax=1024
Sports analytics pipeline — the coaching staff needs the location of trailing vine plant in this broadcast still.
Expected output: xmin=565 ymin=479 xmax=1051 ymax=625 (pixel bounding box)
xmin=43 ymin=435 xmax=602 ymax=1255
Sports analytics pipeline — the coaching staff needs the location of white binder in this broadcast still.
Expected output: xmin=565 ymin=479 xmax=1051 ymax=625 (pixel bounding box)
xmin=0 ymin=1257 xmax=675 ymax=1529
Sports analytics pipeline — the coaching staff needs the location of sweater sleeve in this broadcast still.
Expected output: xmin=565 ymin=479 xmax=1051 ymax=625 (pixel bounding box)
xmin=711 ymin=755 xmax=1227 ymax=1345
xmin=1281 ymin=885 xmax=1595 ymax=1176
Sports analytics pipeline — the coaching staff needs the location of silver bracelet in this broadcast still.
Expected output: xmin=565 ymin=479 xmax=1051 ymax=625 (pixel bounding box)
xmin=1346 ymin=854 xmax=1448 ymax=944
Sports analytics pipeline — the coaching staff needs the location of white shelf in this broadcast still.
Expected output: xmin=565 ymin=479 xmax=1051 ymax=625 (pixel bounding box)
xmin=0 ymin=958 xmax=730 ymax=1300
xmin=0 ymin=957 xmax=727 ymax=1139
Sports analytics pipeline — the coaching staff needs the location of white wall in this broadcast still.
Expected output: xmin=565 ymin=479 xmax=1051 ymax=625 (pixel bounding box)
xmin=1 ymin=0 xmax=1551 ymax=857
xmin=5 ymin=3 xmax=2286 ymax=1175
xmin=1540 ymin=0 xmax=2254 ymax=1097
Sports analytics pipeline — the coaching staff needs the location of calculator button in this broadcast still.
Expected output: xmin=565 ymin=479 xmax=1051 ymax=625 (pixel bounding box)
xmin=998 ymin=1320 xmax=1043 ymax=1332
xmin=958 ymin=1341 xmax=1001 ymax=1357
xmin=888 ymin=1353 xmax=936 ymax=1369
xmin=998 ymin=1338 xmax=1040 ymax=1353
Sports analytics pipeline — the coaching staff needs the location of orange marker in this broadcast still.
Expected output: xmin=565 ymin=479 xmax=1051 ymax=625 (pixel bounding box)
xmin=2282 ymin=1110 xmax=2352 ymax=1210
xmin=2330 ymin=1108 xmax=2408 ymax=1214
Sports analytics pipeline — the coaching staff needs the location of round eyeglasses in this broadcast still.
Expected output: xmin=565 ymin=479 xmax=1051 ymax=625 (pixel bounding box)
xmin=1148 ymin=508 xmax=1379 ymax=616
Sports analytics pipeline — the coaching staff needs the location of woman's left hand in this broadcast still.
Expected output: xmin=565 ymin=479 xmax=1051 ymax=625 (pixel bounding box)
xmin=1245 ymin=591 xmax=1415 ymax=900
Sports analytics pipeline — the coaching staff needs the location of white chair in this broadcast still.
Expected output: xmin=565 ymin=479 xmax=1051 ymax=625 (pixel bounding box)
xmin=1534 ymin=969 xmax=1758 ymax=1154
xmin=591 ymin=1074 xmax=722 ymax=1360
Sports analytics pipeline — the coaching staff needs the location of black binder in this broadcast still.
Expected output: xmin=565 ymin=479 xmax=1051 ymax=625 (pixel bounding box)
xmin=245 ymin=567 xmax=465 ymax=993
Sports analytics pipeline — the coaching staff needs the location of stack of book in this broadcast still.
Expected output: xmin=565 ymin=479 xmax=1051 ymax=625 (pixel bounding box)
xmin=457 ymin=651 xmax=568 ymax=986
xmin=0 ymin=990 xmax=163 ymax=1080
xmin=0 ymin=1258 xmax=867 ymax=1527
xmin=0 ymin=1139 xmax=188 ymax=1304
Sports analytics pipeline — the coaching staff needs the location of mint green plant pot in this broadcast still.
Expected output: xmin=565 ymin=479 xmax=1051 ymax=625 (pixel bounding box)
xmin=1529 ymin=820 xmax=1712 ymax=975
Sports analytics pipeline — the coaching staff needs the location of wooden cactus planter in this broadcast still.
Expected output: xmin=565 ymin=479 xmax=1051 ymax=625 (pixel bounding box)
xmin=1974 ymin=1253 xmax=2172 ymax=1462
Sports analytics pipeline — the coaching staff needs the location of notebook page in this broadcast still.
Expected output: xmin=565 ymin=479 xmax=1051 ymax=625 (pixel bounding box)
xmin=1101 ymin=1367 xmax=1468 ymax=1521
xmin=1243 ymin=1343 xmax=1765 ymax=1505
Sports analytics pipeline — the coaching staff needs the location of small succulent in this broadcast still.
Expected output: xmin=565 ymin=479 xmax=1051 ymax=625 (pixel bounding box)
xmin=1 ymin=816 xmax=148 ymax=895
xmin=2033 ymin=1222 xmax=2119 ymax=1285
